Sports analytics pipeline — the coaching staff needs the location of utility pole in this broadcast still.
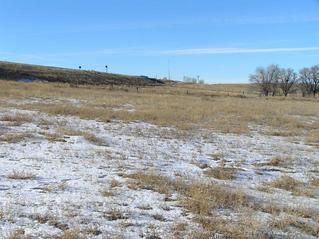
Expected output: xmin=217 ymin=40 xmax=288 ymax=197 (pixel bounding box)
xmin=168 ymin=60 xmax=171 ymax=80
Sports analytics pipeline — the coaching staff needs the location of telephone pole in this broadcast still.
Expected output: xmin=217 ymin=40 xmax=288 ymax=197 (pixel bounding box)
xmin=168 ymin=60 xmax=171 ymax=80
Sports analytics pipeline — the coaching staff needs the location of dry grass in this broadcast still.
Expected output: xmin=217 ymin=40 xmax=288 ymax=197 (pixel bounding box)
xmin=265 ymin=155 xmax=294 ymax=167
xmin=270 ymin=214 xmax=298 ymax=231
xmin=127 ymin=172 xmax=173 ymax=195
xmin=109 ymin=179 xmax=121 ymax=188
xmin=305 ymin=130 xmax=319 ymax=146
xmin=100 ymin=187 xmax=115 ymax=197
xmin=0 ymin=209 xmax=4 ymax=220
xmin=268 ymin=176 xmax=317 ymax=198
xmin=104 ymin=209 xmax=127 ymax=221
xmin=127 ymin=172 xmax=248 ymax=216
xmin=256 ymin=184 xmax=273 ymax=193
xmin=170 ymin=223 xmax=187 ymax=238
xmin=82 ymin=132 xmax=107 ymax=146
xmin=265 ymin=175 xmax=317 ymax=197
xmin=5 ymin=229 xmax=25 ymax=239
xmin=57 ymin=127 xmax=84 ymax=136
xmin=55 ymin=229 xmax=82 ymax=239
xmin=7 ymin=170 xmax=35 ymax=180
xmin=42 ymin=132 xmax=66 ymax=142
xmin=193 ymin=215 xmax=270 ymax=239
xmin=98 ymin=179 xmax=120 ymax=198
xmin=181 ymin=181 xmax=248 ymax=215
xmin=209 ymin=152 xmax=224 ymax=161
xmin=0 ymin=113 xmax=32 ymax=126
xmin=271 ymin=214 xmax=319 ymax=236
xmin=34 ymin=182 xmax=68 ymax=193
xmin=310 ymin=177 xmax=319 ymax=187
xmin=204 ymin=166 xmax=236 ymax=180
xmin=268 ymin=175 xmax=302 ymax=192
xmin=0 ymin=132 xmax=31 ymax=143
xmin=1 ymin=80 xmax=318 ymax=238
xmin=1 ymin=80 xmax=318 ymax=135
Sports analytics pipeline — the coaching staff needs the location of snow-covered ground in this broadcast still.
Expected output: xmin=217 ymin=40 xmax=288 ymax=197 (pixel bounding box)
xmin=0 ymin=103 xmax=318 ymax=238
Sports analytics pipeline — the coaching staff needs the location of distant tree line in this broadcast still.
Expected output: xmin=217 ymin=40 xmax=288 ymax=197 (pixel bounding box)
xmin=183 ymin=76 xmax=205 ymax=84
xmin=250 ymin=64 xmax=319 ymax=97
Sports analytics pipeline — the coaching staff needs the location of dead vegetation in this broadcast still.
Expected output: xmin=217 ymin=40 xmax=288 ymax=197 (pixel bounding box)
xmin=305 ymin=130 xmax=319 ymax=146
xmin=0 ymin=80 xmax=318 ymax=135
xmin=204 ymin=166 xmax=236 ymax=180
xmin=0 ymin=80 xmax=319 ymax=238
xmin=7 ymin=170 xmax=36 ymax=180
xmin=55 ymin=229 xmax=82 ymax=239
xmin=265 ymin=175 xmax=317 ymax=198
xmin=5 ymin=229 xmax=25 ymax=239
xmin=104 ymin=209 xmax=128 ymax=221
xmin=128 ymin=171 xmax=319 ymax=238
xmin=193 ymin=214 xmax=271 ymax=239
xmin=268 ymin=175 xmax=302 ymax=191
xmin=270 ymin=214 xmax=319 ymax=237
xmin=127 ymin=172 xmax=248 ymax=216
xmin=0 ymin=113 xmax=32 ymax=126
xmin=82 ymin=132 xmax=107 ymax=146
xmin=265 ymin=156 xmax=294 ymax=167
xmin=42 ymin=132 xmax=66 ymax=142
xmin=0 ymin=132 xmax=32 ymax=143
xmin=310 ymin=177 xmax=319 ymax=187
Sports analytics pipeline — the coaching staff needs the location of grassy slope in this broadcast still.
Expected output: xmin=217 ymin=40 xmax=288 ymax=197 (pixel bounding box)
xmin=0 ymin=61 xmax=165 ymax=86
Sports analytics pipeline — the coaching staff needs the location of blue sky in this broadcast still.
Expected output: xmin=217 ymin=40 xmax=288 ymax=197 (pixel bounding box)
xmin=1 ymin=0 xmax=319 ymax=83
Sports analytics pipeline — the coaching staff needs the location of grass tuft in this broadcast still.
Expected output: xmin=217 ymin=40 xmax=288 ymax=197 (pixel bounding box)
xmin=7 ymin=170 xmax=35 ymax=180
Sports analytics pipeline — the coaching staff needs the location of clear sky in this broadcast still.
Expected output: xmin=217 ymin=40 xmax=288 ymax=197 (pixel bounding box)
xmin=1 ymin=0 xmax=319 ymax=83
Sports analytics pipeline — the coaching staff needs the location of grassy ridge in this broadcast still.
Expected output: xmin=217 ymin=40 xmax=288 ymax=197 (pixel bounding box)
xmin=0 ymin=61 xmax=164 ymax=86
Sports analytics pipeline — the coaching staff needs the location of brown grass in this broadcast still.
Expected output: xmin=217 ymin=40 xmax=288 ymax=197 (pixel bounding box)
xmin=0 ymin=209 xmax=4 ymax=220
xmin=82 ymin=132 xmax=107 ymax=146
xmin=271 ymin=214 xmax=319 ymax=236
xmin=193 ymin=215 xmax=270 ymax=239
xmin=305 ymin=130 xmax=319 ymax=146
xmin=42 ymin=132 xmax=66 ymax=142
xmin=265 ymin=155 xmax=294 ymax=167
xmin=209 ymin=152 xmax=224 ymax=161
xmin=5 ymin=229 xmax=25 ymax=239
xmin=104 ymin=209 xmax=127 ymax=221
xmin=310 ymin=177 xmax=319 ymax=187
xmin=170 ymin=223 xmax=187 ymax=238
xmin=265 ymin=175 xmax=317 ymax=197
xmin=204 ymin=166 xmax=236 ymax=180
xmin=0 ymin=80 xmax=318 ymax=134
xmin=0 ymin=132 xmax=31 ymax=143
xmin=0 ymin=113 xmax=32 ymax=126
xmin=127 ymin=172 xmax=173 ymax=195
xmin=181 ymin=182 xmax=248 ymax=215
xmin=127 ymin=172 xmax=248 ymax=216
xmin=7 ymin=170 xmax=35 ymax=180
xmin=100 ymin=187 xmax=115 ymax=197
xmin=55 ymin=229 xmax=82 ymax=239
xmin=268 ymin=175 xmax=302 ymax=192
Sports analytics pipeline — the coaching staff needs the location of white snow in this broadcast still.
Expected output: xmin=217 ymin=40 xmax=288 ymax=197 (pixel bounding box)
xmin=0 ymin=106 xmax=318 ymax=238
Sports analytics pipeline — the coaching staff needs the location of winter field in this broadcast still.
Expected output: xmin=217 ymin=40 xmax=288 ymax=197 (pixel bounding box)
xmin=0 ymin=80 xmax=318 ymax=239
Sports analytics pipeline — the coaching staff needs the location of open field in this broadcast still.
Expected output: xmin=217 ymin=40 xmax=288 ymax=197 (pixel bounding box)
xmin=0 ymin=80 xmax=318 ymax=238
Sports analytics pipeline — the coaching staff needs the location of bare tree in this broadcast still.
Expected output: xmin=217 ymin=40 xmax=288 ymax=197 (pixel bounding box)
xmin=299 ymin=65 xmax=319 ymax=97
xmin=278 ymin=68 xmax=298 ymax=97
xmin=249 ymin=64 xmax=280 ymax=96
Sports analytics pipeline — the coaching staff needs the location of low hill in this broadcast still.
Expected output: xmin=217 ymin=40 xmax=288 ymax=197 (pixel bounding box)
xmin=0 ymin=61 xmax=164 ymax=86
